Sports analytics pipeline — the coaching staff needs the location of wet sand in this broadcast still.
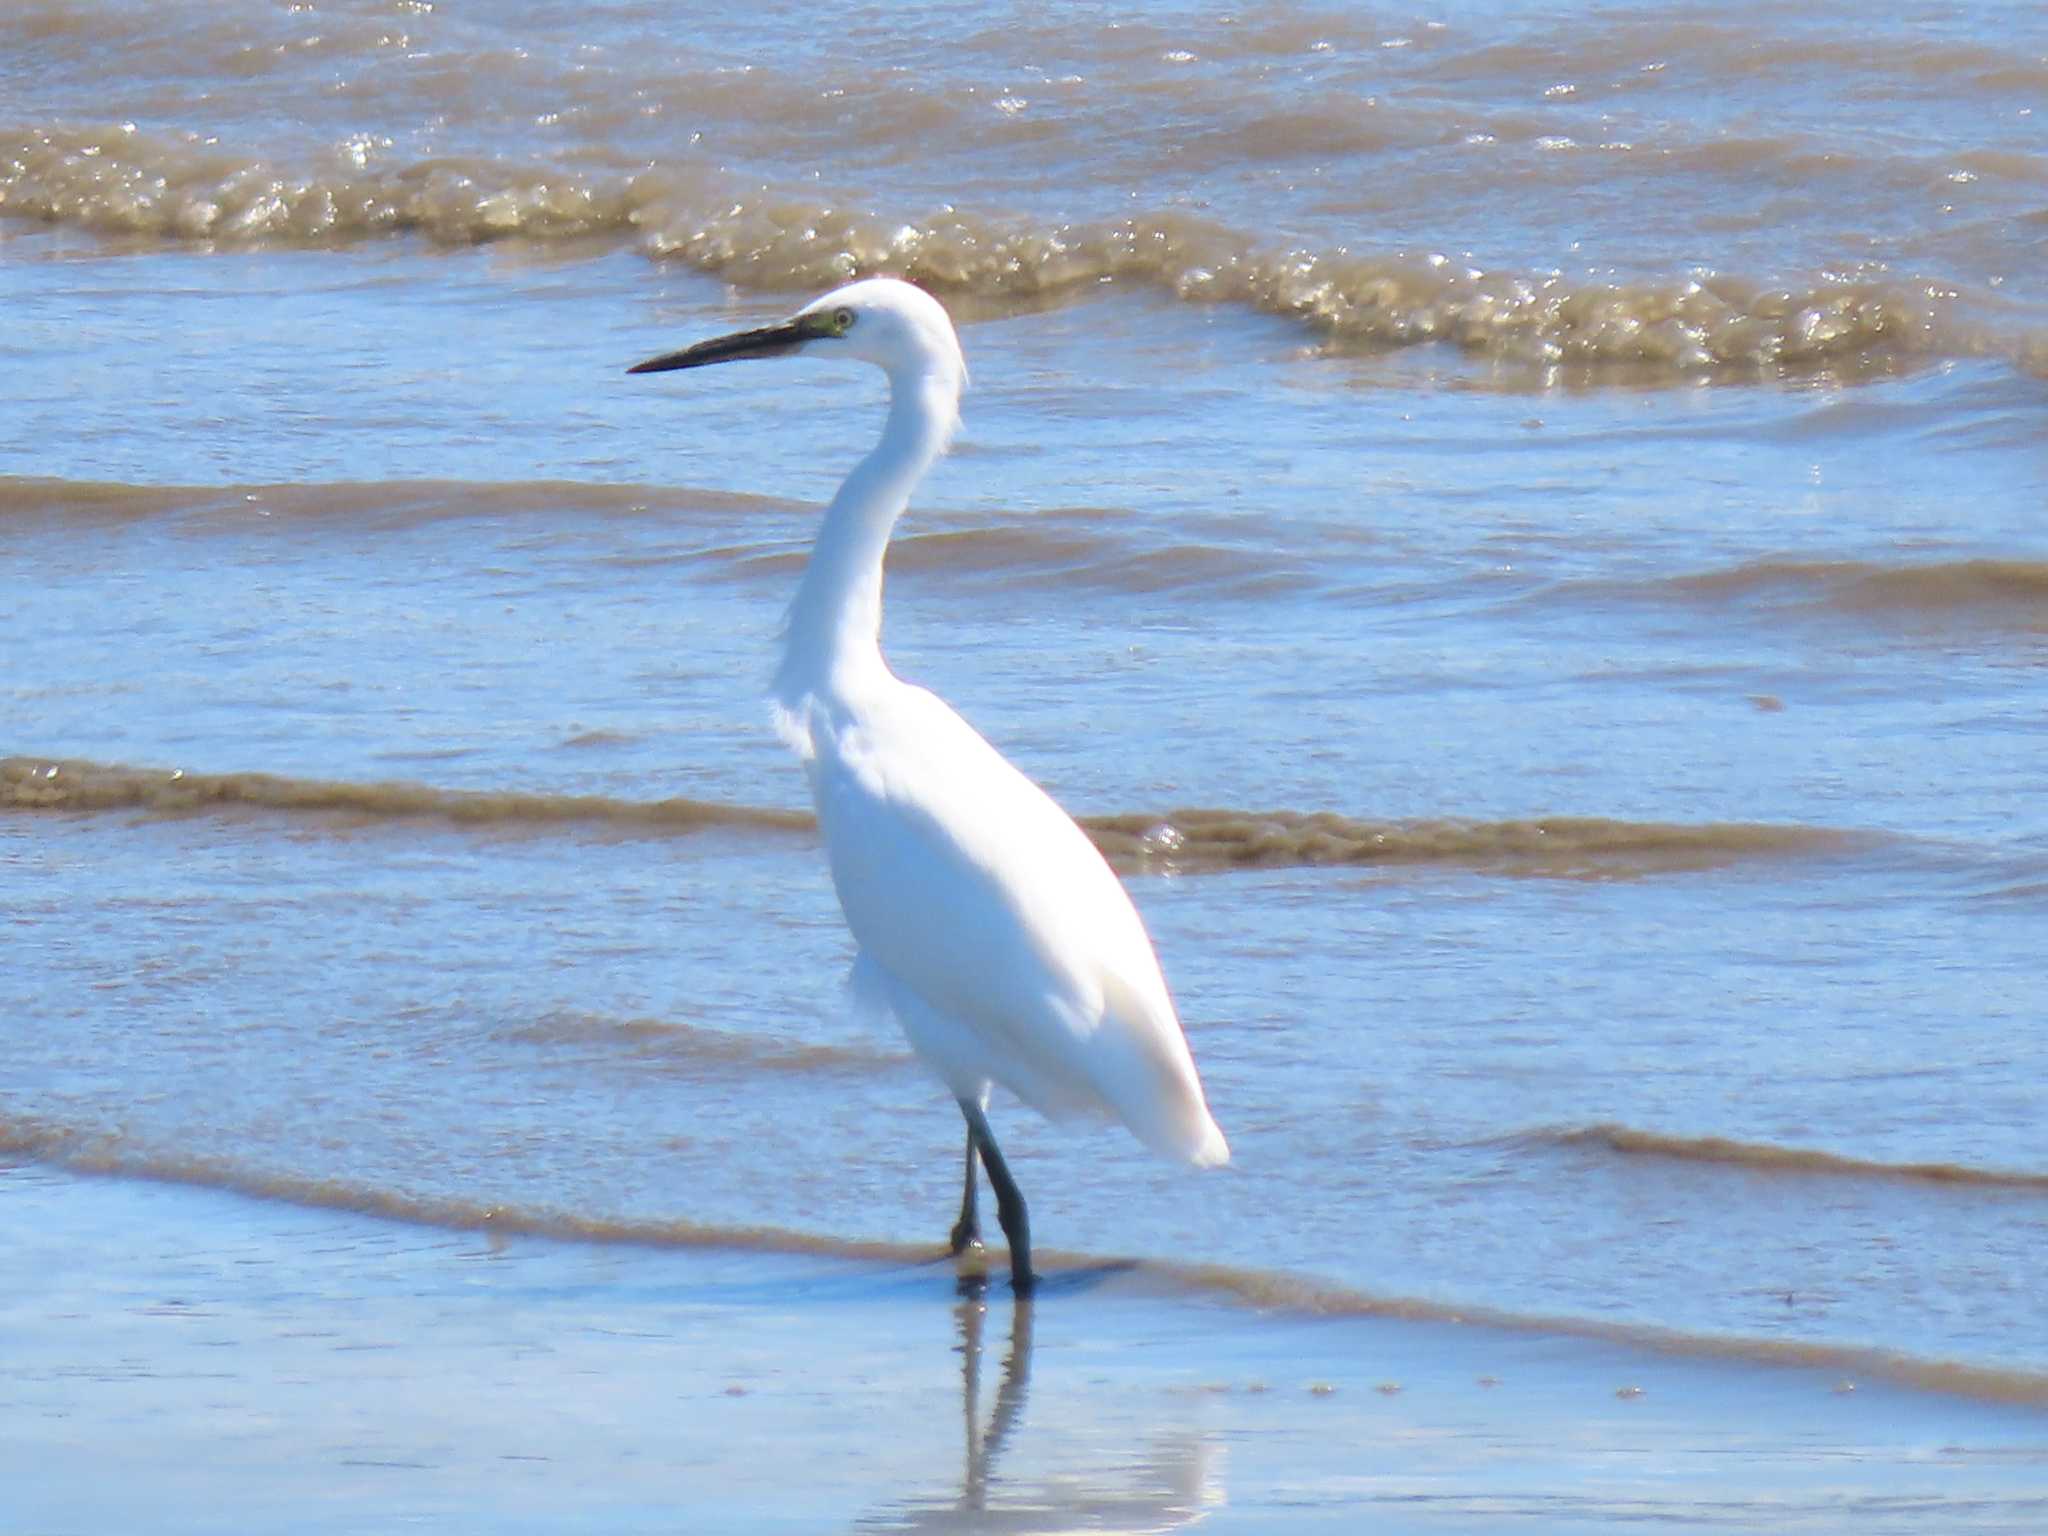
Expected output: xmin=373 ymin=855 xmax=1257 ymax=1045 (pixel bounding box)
xmin=7 ymin=1165 xmax=2044 ymax=1534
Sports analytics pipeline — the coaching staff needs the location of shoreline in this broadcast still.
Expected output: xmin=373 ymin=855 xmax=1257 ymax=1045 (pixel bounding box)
xmin=6 ymin=1163 xmax=2045 ymax=1533
xmin=6 ymin=1118 xmax=2046 ymax=1411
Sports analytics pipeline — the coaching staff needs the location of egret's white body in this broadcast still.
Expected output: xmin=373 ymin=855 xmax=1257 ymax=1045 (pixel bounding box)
xmin=630 ymin=277 xmax=1227 ymax=1288
xmin=817 ymin=682 xmax=1225 ymax=1165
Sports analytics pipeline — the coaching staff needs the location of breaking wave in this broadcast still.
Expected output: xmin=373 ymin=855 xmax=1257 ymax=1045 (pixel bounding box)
xmin=4 ymin=754 xmax=1873 ymax=878
xmin=1670 ymin=557 xmax=2048 ymax=631
xmin=0 ymin=474 xmax=792 ymax=527
xmin=0 ymin=122 xmax=1980 ymax=381
xmin=0 ymin=754 xmax=811 ymax=836
xmin=1533 ymin=1123 xmax=2048 ymax=1192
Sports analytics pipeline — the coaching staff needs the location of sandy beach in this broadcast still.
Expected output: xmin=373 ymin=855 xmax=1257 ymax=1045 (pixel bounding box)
xmin=7 ymin=1164 xmax=2044 ymax=1534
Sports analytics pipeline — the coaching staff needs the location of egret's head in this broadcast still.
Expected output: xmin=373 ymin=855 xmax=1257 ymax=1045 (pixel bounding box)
xmin=627 ymin=277 xmax=967 ymax=391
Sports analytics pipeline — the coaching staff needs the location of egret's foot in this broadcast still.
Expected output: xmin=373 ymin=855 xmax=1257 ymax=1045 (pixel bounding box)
xmin=1010 ymin=1261 xmax=1038 ymax=1298
xmin=949 ymin=1217 xmax=983 ymax=1256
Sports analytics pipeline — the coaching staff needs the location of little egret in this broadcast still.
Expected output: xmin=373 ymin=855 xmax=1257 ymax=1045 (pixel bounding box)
xmin=629 ymin=278 xmax=1228 ymax=1293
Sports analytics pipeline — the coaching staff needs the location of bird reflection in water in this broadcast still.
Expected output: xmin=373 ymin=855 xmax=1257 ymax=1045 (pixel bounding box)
xmin=957 ymin=1282 xmax=1033 ymax=1519
xmin=862 ymin=1278 xmax=1224 ymax=1533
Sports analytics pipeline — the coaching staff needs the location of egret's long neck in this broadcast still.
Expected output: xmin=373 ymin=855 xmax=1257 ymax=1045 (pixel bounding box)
xmin=775 ymin=363 xmax=960 ymax=708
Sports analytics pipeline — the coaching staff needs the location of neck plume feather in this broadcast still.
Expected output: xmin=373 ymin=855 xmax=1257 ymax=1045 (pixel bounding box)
xmin=774 ymin=362 xmax=962 ymax=712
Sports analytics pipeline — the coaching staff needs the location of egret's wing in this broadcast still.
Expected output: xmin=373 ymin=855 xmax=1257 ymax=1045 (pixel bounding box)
xmin=807 ymin=686 xmax=1226 ymax=1167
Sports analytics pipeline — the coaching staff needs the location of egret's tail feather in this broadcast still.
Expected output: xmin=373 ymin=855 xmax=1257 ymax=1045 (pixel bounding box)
xmin=1188 ymin=1116 xmax=1231 ymax=1169
xmin=1144 ymin=1101 xmax=1229 ymax=1169
xmin=1114 ymin=1073 xmax=1230 ymax=1168
xmin=1089 ymin=970 xmax=1231 ymax=1169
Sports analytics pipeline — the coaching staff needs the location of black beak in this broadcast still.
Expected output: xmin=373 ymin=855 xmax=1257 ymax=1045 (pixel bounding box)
xmin=627 ymin=315 xmax=820 ymax=374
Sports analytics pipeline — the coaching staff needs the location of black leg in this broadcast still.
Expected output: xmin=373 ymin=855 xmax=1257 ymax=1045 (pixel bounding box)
xmin=958 ymin=1097 xmax=1034 ymax=1295
xmin=949 ymin=1123 xmax=981 ymax=1255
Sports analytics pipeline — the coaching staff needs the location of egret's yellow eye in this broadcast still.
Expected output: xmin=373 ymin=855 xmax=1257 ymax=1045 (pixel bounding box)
xmin=832 ymin=307 xmax=855 ymax=334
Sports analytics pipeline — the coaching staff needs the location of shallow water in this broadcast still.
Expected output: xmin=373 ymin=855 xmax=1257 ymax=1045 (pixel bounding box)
xmin=15 ymin=1169 xmax=2048 ymax=1535
xmin=6 ymin=0 xmax=2048 ymax=1407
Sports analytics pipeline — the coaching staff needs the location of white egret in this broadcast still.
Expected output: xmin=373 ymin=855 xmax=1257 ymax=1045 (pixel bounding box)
xmin=629 ymin=278 xmax=1228 ymax=1293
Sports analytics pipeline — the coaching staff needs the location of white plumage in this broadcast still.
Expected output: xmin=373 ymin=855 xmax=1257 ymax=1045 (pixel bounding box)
xmin=631 ymin=277 xmax=1227 ymax=1291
